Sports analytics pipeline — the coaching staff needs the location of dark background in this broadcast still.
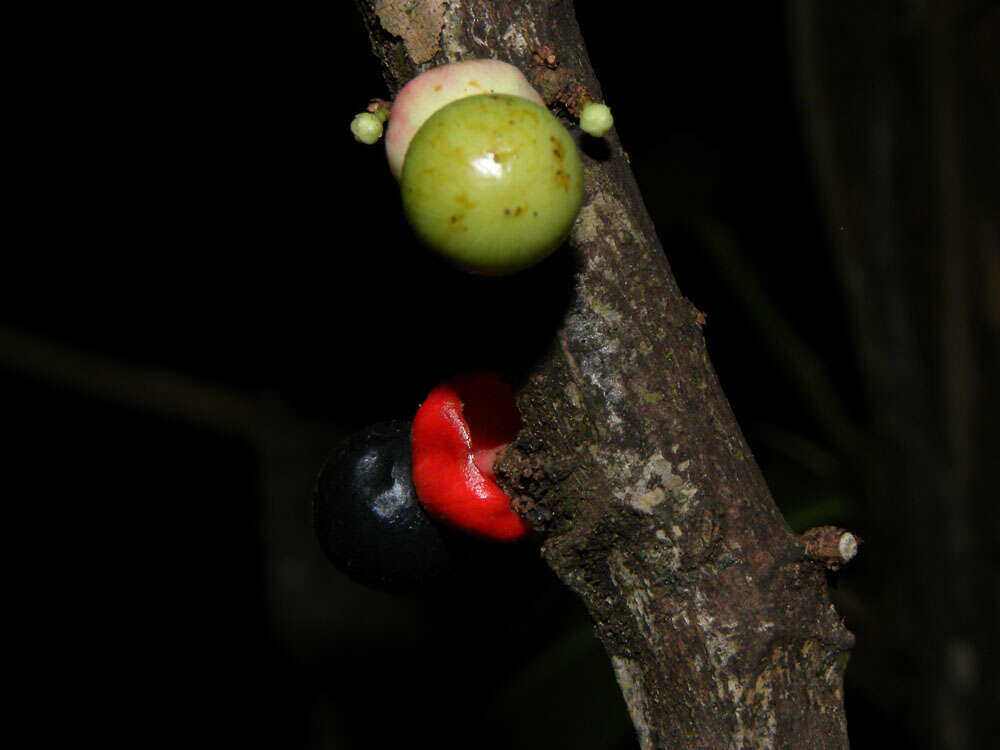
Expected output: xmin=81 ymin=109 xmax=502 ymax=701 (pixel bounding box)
xmin=9 ymin=2 xmax=997 ymax=748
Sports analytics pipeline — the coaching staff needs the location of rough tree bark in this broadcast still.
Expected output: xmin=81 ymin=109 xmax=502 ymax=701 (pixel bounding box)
xmin=354 ymin=2 xmax=855 ymax=747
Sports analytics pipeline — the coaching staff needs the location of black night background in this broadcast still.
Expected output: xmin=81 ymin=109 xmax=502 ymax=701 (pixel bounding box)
xmin=7 ymin=2 xmax=997 ymax=748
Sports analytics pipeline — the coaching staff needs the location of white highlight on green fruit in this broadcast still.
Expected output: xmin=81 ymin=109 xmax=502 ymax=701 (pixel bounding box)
xmin=579 ymin=101 xmax=613 ymax=137
xmin=351 ymin=112 xmax=383 ymax=144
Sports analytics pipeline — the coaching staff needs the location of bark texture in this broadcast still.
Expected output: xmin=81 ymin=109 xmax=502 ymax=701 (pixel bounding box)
xmin=355 ymin=2 xmax=854 ymax=747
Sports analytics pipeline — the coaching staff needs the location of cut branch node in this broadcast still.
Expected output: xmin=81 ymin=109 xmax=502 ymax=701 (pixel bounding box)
xmin=802 ymin=526 xmax=861 ymax=569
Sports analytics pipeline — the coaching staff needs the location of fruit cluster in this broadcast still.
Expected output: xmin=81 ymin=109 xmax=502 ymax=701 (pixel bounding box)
xmin=319 ymin=59 xmax=610 ymax=589
xmin=314 ymin=371 xmax=528 ymax=590
xmin=358 ymin=58 xmax=603 ymax=274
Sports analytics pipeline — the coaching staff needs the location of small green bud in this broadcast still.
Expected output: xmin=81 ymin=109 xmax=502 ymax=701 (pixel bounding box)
xmin=351 ymin=112 xmax=383 ymax=144
xmin=579 ymin=101 xmax=613 ymax=137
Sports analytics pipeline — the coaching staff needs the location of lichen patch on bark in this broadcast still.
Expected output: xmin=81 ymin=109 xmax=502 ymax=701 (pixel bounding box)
xmin=374 ymin=0 xmax=448 ymax=63
xmin=616 ymin=451 xmax=700 ymax=515
xmin=501 ymin=22 xmax=531 ymax=57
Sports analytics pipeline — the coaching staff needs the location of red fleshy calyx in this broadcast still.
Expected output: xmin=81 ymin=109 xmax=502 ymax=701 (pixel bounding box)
xmin=411 ymin=371 xmax=529 ymax=541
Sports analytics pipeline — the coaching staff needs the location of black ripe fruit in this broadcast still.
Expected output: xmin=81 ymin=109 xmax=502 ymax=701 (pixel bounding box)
xmin=313 ymin=421 xmax=453 ymax=590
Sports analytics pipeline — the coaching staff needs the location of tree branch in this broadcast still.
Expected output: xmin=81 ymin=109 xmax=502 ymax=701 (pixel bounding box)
xmin=354 ymin=2 xmax=853 ymax=746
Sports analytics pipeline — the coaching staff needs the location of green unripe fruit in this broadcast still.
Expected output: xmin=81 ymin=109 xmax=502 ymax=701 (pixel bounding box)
xmin=401 ymin=94 xmax=584 ymax=275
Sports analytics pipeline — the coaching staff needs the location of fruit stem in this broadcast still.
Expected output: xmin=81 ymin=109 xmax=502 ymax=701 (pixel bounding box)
xmin=472 ymin=444 xmax=508 ymax=482
xmin=366 ymin=98 xmax=391 ymax=124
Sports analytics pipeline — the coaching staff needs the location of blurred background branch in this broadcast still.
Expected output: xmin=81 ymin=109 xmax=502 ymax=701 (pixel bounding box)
xmin=789 ymin=1 xmax=999 ymax=746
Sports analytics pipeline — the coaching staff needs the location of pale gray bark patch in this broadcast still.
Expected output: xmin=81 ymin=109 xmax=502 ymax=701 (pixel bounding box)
xmin=612 ymin=655 xmax=655 ymax=750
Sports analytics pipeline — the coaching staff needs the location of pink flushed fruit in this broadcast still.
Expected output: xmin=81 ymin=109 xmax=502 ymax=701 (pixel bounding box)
xmin=385 ymin=59 xmax=545 ymax=180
